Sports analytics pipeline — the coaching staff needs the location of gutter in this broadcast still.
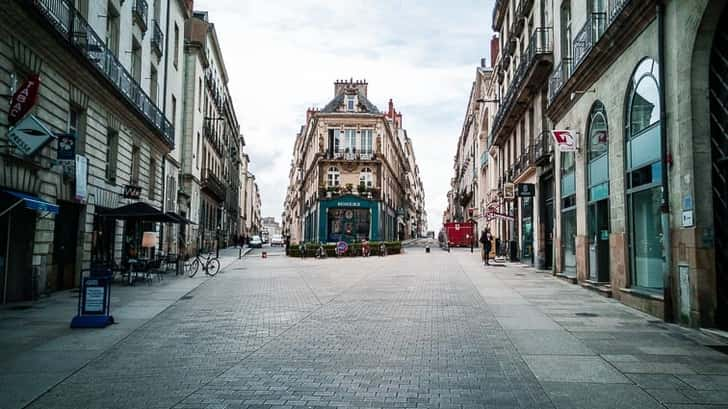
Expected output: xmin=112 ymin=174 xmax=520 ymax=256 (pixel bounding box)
xmin=657 ymin=0 xmax=674 ymax=322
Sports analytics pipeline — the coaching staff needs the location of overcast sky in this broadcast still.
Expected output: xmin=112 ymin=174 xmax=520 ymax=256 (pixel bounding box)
xmin=195 ymin=0 xmax=494 ymax=230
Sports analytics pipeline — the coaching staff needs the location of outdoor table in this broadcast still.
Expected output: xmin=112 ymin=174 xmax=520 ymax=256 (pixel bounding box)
xmin=126 ymin=258 xmax=148 ymax=286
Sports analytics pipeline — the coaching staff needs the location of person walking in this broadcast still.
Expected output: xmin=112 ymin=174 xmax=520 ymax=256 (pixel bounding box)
xmin=480 ymin=228 xmax=493 ymax=266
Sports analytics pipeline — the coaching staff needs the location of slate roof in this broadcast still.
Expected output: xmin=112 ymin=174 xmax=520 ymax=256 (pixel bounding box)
xmin=320 ymin=93 xmax=381 ymax=114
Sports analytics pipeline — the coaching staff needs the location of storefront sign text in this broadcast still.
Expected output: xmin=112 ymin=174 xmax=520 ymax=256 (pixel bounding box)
xmin=8 ymin=74 xmax=40 ymax=125
xmin=336 ymin=201 xmax=360 ymax=207
xmin=124 ymin=185 xmax=142 ymax=199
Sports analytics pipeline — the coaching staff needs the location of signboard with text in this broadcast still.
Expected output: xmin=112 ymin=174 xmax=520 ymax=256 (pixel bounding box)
xmin=517 ymin=183 xmax=535 ymax=197
xmin=70 ymin=275 xmax=114 ymax=328
xmin=7 ymin=114 xmax=54 ymax=156
xmin=552 ymin=130 xmax=578 ymax=152
xmin=123 ymin=185 xmax=142 ymax=199
xmin=8 ymin=74 xmax=40 ymax=125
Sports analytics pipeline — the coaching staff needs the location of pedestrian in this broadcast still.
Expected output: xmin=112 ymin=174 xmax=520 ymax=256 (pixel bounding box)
xmin=480 ymin=228 xmax=492 ymax=266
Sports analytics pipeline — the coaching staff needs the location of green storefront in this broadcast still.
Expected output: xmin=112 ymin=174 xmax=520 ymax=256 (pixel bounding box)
xmin=316 ymin=195 xmax=381 ymax=243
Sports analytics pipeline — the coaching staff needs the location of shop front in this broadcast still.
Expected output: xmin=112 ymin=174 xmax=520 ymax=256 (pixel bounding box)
xmin=318 ymin=195 xmax=380 ymax=243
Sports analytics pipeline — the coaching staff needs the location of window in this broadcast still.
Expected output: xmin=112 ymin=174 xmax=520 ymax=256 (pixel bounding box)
xmin=360 ymin=167 xmax=373 ymax=188
xmin=171 ymin=95 xmax=177 ymax=129
xmin=327 ymin=166 xmax=340 ymax=187
xmin=560 ymin=151 xmax=577 ymax=277
xmin=361 ymin=129 xmax=373 ymax=154
xmin=105 ymin=128 xmax=119 ymax=182
xmin=198 ymin=78 xmax=203 ymax=112
xmin=150 ymin=64 xmax=158 ymax=105
xmin=173 ymin=23 xmax=180 ymax=68
xmin=625 ymin=58 xmax=663 ymax=291
xmin=131 ymin=38 xmax=142 ymax=83
xmin=131 ymin=145 xmax=141 ymax=185
xmin=68 ymin=105 xmax=86 ymax=152
xmin=333 ymin=129 xmax=342 ymax=153
xmin=587 ymin=101 xmax=609 ymax=202
xmin=149 ymin=158 xmax=157 ymax=200
xmin=196 ymin=132 xmax=201 ymax=169
xmin=561 ymin=1 xmax=572 ymax=62
xmin=345 ymin=129 xmax=356 ymax=153
xmin=105 ymin=2 xmax=120 ymax=57
xmin=346 ymin=95 xmax=356 ymax=112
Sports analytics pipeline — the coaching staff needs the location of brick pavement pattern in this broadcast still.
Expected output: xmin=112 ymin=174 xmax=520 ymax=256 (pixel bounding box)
xmin=22 ymin=250 xmax=728 ymax=409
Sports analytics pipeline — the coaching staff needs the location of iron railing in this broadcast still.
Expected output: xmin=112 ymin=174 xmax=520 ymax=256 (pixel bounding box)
xmin=548 ymin=0 xmax=633 ymax=103
xmin=132 ymin=0 xmax=148 ymax=32
xmin=491 ymin=27 xmax=553 ymax=141
xmin=28 ymin=0 xmax=173 ymax=146
xmin=151 ymin=19 xmax=163 ymax=57
xmin=201 ymin=168 xmax=226 ymax=201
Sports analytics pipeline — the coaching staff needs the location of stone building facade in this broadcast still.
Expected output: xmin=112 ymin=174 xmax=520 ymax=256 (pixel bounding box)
xmin=282 ymin=79 xmax=425 ymax=244
xmin=473 ymin=0 xmax=728 ymax=328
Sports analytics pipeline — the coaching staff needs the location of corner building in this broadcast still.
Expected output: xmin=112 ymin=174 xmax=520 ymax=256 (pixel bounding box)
xmin=490 ymin=0 xmax=728 ymax=328
xmin=284 ymin=80 xmax=422 ymax=244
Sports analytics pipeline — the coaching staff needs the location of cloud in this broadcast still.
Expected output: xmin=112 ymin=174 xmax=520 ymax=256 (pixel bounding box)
xmin=195 ymin=0 xmax=493 ymax=229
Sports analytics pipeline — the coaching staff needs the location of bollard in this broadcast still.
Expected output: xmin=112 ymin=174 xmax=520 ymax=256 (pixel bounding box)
xmin=239 ymin=246 xmax=242 ymax=259
xmin=425 ymin=246 xmax=430 ymax=253
xmin=262 ymin=251 xmax=267 ymax=259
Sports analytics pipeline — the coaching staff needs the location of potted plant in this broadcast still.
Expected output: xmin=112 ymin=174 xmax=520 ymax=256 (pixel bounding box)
xmin=345 ymin=183 xmax=353 ymax=194
xmin=357 ymin=183 xmax=366 ymax=195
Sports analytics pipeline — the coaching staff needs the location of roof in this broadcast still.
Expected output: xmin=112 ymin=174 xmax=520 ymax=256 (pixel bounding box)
xmin=320 ymin=92 xmax=380 ymax=114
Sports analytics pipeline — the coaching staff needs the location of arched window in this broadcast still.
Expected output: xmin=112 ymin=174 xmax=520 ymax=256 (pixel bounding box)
xmin=625 ymin=58 xmax=663 ymax=290
xmin=587 ymin=101 xmax=609 ymax=201
xmin=327 ymin=166 xmax=340 ymax=187
xmin=360 ymin=167 xmax=373 ymax=188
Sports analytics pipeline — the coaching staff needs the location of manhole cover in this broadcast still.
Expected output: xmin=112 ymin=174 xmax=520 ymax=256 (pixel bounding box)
xmin=9 ymin=305 xmax=33 ymax=311
xmin=575 ymin=312 xmax=599 ymax=317
xmin=180 ymin=295 xmax=194 ymax=300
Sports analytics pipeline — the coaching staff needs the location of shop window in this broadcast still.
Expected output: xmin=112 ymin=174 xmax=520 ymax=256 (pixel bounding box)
xmin=587 ymin=101 xmax=609 ymax=201
xmin=625 ymin=58 xmax=663 ymax=291
xmin=327 ymin=208 xmax=370 ymax=242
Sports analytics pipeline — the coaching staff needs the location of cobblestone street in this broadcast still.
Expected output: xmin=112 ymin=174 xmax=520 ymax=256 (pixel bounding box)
xmin=6 ymin=250 xmax=728 ymax=409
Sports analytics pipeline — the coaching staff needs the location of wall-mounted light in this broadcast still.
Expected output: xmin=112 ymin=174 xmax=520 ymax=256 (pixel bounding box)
xmin=570 ymin=89 xmax=596 ymax=101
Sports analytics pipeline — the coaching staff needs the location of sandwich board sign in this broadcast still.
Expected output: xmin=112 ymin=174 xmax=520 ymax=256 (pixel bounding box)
xmin=552 ymin=130 xmax=578 ymax=152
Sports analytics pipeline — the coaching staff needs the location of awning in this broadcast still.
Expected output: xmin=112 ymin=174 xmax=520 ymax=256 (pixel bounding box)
xmin=98 ymin=202 xmax=176 ymax=222
xmin=165 ymin=211 xmax=196 ymax=225
xmin=2 ymin=190 xmax=59 ymax=214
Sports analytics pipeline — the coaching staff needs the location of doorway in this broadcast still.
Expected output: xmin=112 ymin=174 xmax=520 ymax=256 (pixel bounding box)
xmin=710 ymin=6 xmax=728 ymax=329
xmin=540 ymin=174 xmax=554 ymax=270
xmin=52 ymin=202 xmax=80 ymax=291
xmin=587 ymin=200 xmax=610 ymax=282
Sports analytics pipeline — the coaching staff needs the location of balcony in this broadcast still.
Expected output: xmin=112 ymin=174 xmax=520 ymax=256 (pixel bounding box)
xmin=547 ymin=0 xmax=657 ymax=120
xmin=27 ymin=0 xmax=174 ymax=147
xmin=203 ymin=122 xmax=224 ymax=156
xmin=511 ymin=0 xmax=525 ymax=38
xmin=324 ymin=150 xmax=376 ymax=161
xmin=490 ymin=27 xmax=553 ymax=146
xmin=151 ymin=19 xmax=163 ymax=57
xmin=201 ymin=168 xmax=226 ymax=202
xmin=534 ymin=131 xmax=554 ymax=165
xmin=517 ymin=0 xmax=534 ymax=19
xmin=132 ymin=0 xmax=148 ymax=32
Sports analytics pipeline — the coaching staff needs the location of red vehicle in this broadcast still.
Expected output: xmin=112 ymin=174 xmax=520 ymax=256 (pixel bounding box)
xmin=443 ymin=222 xmax=475 ymax=248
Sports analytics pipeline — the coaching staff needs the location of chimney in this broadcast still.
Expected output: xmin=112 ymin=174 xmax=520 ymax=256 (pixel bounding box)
xmin=480 ymin=58 xmax=486 ymax=68
xmin=490 ymin=35 xmax=500 ymax=68
xmin=334 ymin=78 xmax=368 ymax=97
xmin=388 ymin=99 xmax=394 ymax=118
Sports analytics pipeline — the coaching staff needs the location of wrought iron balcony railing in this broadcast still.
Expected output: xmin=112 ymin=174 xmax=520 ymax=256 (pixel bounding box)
xmin=548 ymin=0 xmax=636 ymax=104
xmin=201 ymin=168 xmax=226 ymax=202
xmin=132 ymin=0 xmax=148 ymax=32
xmin=151 ymin=19 xmax=163 ymax=57
xmin=490 ymin=27 xmax=553 ymax=143
xmin=28 ymin=0 xmax=173 ymax=146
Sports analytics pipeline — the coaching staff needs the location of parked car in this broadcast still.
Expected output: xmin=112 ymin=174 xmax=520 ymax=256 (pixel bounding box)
xmin=270 ymin=234 xmax=284 ymax=246
xmin=250 ymin=235 xmax=263 ymax=248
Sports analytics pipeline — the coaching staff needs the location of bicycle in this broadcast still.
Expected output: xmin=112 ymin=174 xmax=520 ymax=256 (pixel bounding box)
xmin=186 ymin=251 xmax=220 ymax=277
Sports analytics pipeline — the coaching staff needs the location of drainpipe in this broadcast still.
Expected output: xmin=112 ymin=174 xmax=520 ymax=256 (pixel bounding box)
xmin=159 ymin=0 xmax=172 ymax=254
xmin=657 ymin=0 xmax=674 ymax=322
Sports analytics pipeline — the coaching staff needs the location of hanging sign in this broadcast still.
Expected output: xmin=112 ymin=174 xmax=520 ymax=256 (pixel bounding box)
xmin=8 ymin=74 xmax=41 ymax=125
xmin=123 ymin=185 xmax=142 ymax=199
xmin=517 ymin=183 xmax=535 ymax=197
xmin=7 ymin=114 xmax=55 ymax=156
xmin=57 ymin=132 xmax=76 ymax=160
xmin=75 ymin=155 xmax=88 ymax=202
xmin=552 ymin=130 xmax=577 ymax=152
xmin=503 ymin=183 xmax=515 ymax=200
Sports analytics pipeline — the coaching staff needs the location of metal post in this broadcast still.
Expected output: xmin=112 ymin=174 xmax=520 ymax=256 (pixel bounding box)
xmin=216 ymin=228 xmax=220 ymax=258
xmin=3 ymin=210 xmax=11 ymax=304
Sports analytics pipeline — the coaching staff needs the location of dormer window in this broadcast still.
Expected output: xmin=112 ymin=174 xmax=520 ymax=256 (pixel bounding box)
xmin=346 ymin=95 xmax=356 ymax=112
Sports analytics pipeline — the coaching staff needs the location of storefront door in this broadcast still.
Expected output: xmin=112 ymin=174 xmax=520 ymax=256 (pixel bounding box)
xmin=588 ymin=200 xmax=610 ymax=282
xmin=0 ymin=206 xmax=35 ymax=303
xmin=540 ymin=175 xmax=554 ymax=270
xmin=710 ymin=8 xmax=728 ymax=329
xmin=52 ymin=202 xmax=80 ymax=291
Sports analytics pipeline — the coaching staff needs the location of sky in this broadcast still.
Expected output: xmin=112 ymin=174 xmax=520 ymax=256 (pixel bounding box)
xmin=195 ymin=0 xmax=494 ymax=230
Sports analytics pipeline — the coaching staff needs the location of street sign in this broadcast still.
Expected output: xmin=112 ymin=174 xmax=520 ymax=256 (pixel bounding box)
xmin=8 ymin=74 xmax=40 ymax=125
xmin=552 ymin=130 xmax=578 ymax=152
xmin=7 ymin=114 xmax=54 ymax=156
xmin=517 ymin=183 xmax=535 ymax=197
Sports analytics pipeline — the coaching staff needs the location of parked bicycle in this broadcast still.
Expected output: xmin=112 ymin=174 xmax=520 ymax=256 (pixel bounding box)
xmin=186 ymin=251 xmax=220 ymax=277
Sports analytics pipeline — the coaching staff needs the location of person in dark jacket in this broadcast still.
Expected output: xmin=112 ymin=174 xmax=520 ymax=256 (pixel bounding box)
xmin=480 ymin=228 xmax=493 ymax=266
